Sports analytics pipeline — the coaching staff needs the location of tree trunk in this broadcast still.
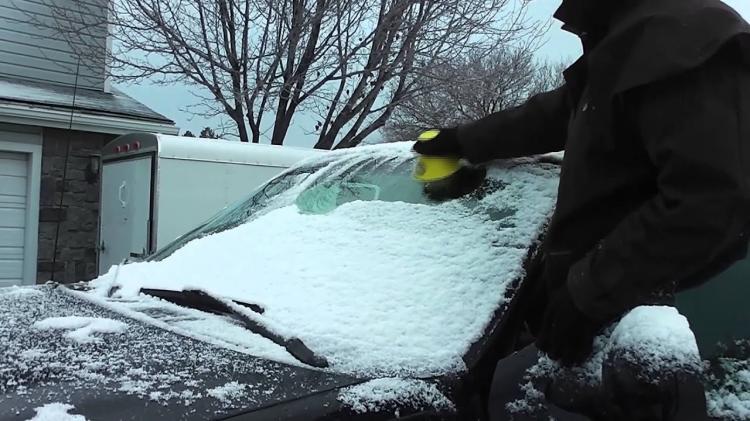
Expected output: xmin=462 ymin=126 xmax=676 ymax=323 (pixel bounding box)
xmin=236 ymin=118 xmax=250 ymax=143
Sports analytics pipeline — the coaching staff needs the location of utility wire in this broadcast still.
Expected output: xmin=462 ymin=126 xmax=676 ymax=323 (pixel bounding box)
xmin=50 ymin=60 xmax=81 ymax=282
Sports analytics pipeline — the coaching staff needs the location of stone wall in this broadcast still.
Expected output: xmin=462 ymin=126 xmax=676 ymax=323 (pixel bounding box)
xmin=37 ymin=128 xmax=117 ymax=283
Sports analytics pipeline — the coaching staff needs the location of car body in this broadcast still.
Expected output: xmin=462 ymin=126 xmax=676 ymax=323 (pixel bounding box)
xmin=1 ymin=143 xmax=748 ymax=420
xmin=2 ymin=143 xmax=561 ymax=420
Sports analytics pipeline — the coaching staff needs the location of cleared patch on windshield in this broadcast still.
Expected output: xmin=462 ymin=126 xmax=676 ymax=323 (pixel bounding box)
xmin=295 ymin=182 xmax=381 ymax=215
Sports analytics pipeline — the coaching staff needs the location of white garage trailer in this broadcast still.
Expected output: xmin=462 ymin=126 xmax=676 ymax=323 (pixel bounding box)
xmin=98 ymin=133 xmax=323 ymax=275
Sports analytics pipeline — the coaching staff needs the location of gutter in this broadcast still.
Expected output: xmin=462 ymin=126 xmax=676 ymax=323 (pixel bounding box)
xmin=0 ymin=101 xmax=179 ymax=135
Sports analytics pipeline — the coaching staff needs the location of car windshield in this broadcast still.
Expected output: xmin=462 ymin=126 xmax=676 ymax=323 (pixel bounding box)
xmin=90 ymin=143 xmax=560 ymax=377
xmin=149 ymin=155 xmax=434 ymax=261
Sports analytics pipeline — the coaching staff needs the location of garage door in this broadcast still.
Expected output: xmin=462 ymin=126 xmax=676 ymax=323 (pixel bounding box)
xmin=0 ymin=151 xmax=28 ymax=287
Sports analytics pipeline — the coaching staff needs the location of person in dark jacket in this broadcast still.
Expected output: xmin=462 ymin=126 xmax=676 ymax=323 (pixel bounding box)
xmin=414 ymin=0 xmax=750 ymax=419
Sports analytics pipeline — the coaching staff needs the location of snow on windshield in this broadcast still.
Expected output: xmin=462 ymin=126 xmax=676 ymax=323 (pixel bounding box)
xmin=90 ymin=143 xmax=560 ymax=377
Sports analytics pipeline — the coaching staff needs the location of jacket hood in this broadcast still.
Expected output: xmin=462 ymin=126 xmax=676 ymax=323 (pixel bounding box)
xmin=554 ymin=0 xmax=625 ymax=39
xmin=561 ymin=0 xmax=750 ymax=110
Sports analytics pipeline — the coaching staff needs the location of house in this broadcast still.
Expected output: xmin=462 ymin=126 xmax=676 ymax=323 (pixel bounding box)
xmin=0 ymin=0 xmax=178 ymax=288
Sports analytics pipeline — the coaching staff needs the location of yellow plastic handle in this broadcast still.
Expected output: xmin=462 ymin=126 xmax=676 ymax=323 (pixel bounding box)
xmin=417 ymin=129 xmax=441 ymax=142
xmin=414 ymin=156 xmax=461 ymax=182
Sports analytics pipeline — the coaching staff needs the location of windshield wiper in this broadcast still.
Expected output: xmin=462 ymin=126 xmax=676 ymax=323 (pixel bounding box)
xmin=139 ymin=288 xmax=265 ymax=315
xmin=139 ymin=288 xmax=329 ymax=369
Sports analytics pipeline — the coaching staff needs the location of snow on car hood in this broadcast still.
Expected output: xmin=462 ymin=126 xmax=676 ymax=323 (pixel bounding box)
xmin=0 ymin=286 xmax=357 ymax=421
xmin=90 ymin=143 xmax=560 ymax=377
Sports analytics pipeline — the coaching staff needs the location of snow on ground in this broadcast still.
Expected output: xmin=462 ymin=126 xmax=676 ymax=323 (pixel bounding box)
xmin=707 ymin=357 xmax=750 ymax=419
xmin=337 ymin=378 xmax=454 ymax=415
xmin=505 ymin=380 xmax=547 ymax=416
xmin=34 ymin=316 xmax=128 ymax=344
xmin=0 ymin=286 xmax=43 ymax=297
xmin=27 ymin=403 xmax=86 ymax=421
xmin=90 ymin=144 xmax=560 ymax=377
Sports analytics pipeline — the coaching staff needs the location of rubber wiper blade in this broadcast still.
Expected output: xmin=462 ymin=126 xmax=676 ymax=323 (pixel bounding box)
xmin=139 ymin=288 xmax=328 ymax=368
xmin=140 ymin=288 xmax=265 ymax=315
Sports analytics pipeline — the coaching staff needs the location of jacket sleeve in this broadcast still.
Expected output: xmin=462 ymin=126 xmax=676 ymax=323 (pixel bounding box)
xmin=567 ymin=54 xmax=750 ymax=322
xmin=456 ymin=85 xmax=570 ymax=163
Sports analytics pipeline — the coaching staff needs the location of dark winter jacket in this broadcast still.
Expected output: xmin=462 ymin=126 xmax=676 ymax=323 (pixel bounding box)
xmin=456 ymin=0 xmax=750 ymax=323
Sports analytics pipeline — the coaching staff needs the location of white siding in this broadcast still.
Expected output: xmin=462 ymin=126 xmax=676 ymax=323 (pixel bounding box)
xmin=0 ymin=0 xmax=108 ymax=91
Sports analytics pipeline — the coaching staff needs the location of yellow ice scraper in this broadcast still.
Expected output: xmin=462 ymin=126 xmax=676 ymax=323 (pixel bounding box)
xmin=412 ymin=129 xmax=486 ymax=201
xmin=413 ymin=130 xmax=462 ymax=182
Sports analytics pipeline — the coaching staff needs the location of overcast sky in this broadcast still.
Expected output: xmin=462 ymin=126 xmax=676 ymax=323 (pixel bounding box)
xmin=119 ymin=0 xmax=750 ymax=147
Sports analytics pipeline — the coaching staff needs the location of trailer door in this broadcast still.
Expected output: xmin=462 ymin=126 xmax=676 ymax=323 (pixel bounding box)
xmin=99 ymin=156 xmax=152 ymax=274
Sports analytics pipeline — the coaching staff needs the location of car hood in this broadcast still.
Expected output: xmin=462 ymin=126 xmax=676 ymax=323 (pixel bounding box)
xmin=0 ymin=285 xmax=362 ymax=420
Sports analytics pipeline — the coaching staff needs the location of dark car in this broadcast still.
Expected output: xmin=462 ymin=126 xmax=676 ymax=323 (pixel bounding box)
xmin=1 ymin=143 xmax=748 ymax=420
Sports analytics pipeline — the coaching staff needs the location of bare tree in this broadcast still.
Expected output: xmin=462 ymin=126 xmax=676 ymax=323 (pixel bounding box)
xmin=383 ymin=46 xmax=566 ymax=143
xmin=27 ymin=0 xmax=543 ymax=148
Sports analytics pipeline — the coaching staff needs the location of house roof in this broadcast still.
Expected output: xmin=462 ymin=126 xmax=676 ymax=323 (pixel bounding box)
xmin=0 ymin=76 xmax=174 ymax=125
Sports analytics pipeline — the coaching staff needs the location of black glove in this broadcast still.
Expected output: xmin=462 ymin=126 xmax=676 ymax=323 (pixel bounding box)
xmin=413 ymin=128 xmax=462 ymax=157
xmin=535 ymin=286 xmax=604 ymax=366
xmin=422 ymin=166 xmax=487 ymax=201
